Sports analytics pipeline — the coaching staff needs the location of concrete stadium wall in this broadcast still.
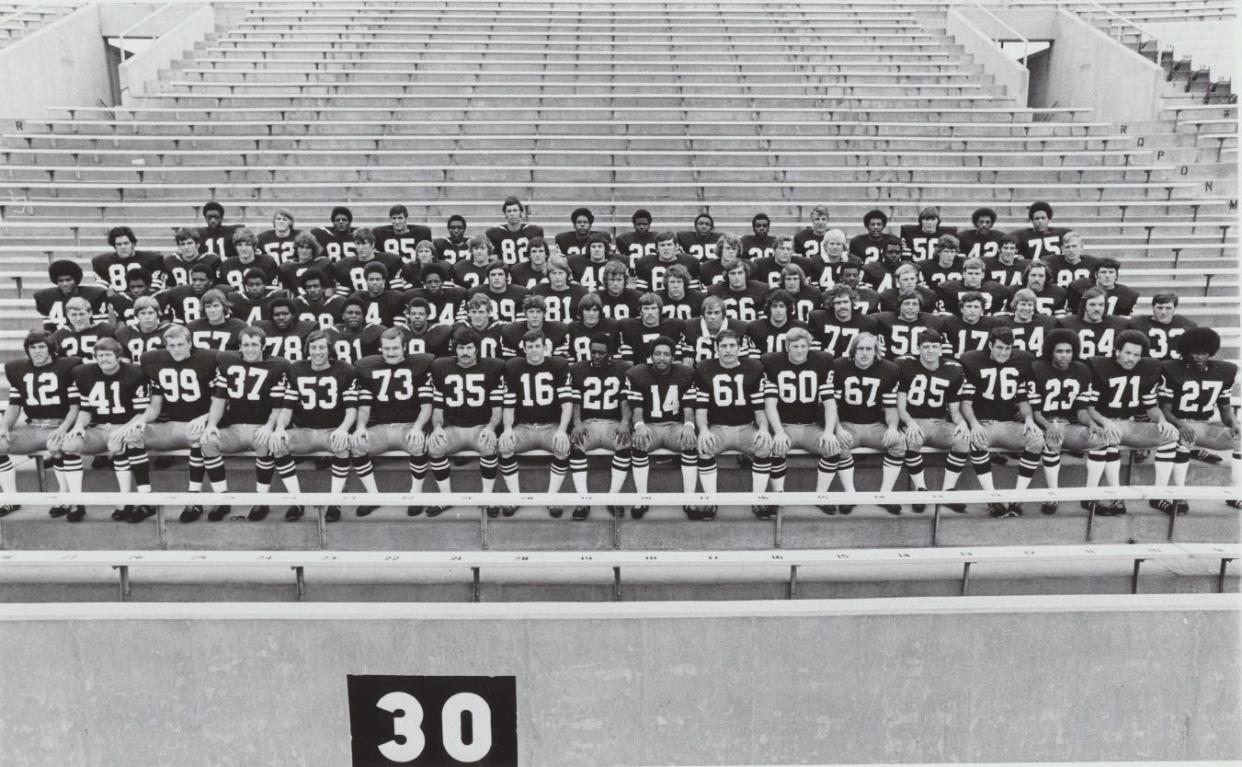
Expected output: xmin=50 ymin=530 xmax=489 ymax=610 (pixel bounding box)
xmin=0 ymin=5 xmax=112 ymax=119
xmin=1143 ymin=19 xmax=1236 ymax=81
xmin=118 ymin=4 xmax=214 ymax=104
xmin=947 ymin=8 xmax=1029 ymax=106
xmin=0 ymin=595 xmax=1236 ymax=766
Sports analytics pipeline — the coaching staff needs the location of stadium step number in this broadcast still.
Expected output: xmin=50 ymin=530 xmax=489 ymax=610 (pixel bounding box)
xmin=348 ymin=675 xmax=518 ymax=766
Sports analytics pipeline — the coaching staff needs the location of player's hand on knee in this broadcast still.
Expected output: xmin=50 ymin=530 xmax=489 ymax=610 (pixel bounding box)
xmin=770 ymin=430 xmax=790 ymax=457
xmin=752 ymin=430 xmax=772 ymax=455
xmin=969 ymin=427 xmax=990 ymax=451
xmin=882 ymin=427 xmax=902 ymax=449
xmin=697 ymin=430 xmax=716 ymax=456
xmin=427 ymin=427 xmax=447 ymax=454
xmin=1178 ymin=422 xmax=1197 ymax=446
xmin=613 ymin=428 xmax=629 ymax=451
xmin=476 ymin=429 xmax=497 ymax=455
xmin=187 ymin=415 xmax=208 ymax=441
xmin=1156 ymin=419 xmax=1178 ymax=442
xmin=631 ymin=423 xmax=650 ymax=452
xmin=406 ymin=429 xmax=426 ymax=455
xmin=329 ymin=427 xmax=350 ymax=453
xmin=497 ymin=429 xmax=516 ymax=455
xmin=835 ymin=429 xmax=854 ymax=450
xmin=350 ymin=430 xmax=369 ymax=452
xmin=553 ymin=429 xmax=570 ymax=456
xmin=0 ymin=429 xmax=10 ymax=452
xmin=1101 ymin=419 xmax=1121 ymax=445
xmin=678 ymin=424 xmax=697 ymax=452
xmin=819 ymin=432 xmax=842 ymax=456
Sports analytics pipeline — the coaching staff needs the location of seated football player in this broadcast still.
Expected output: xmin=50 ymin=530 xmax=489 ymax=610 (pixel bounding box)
xmin=634 ymin=231 xmax=701 ymax=294
xmin=410 ymin=263 xmax=467 ymax=326
xmin=837 ymin=261 xmax=881 ymax=314
xmin=293 ymin=267 xmax=344 ymax=329
xmin=982 ymin=234 xmax=1027 ymax=288
xmin=1130 ymin=292 xmax=1195 ymax=362
xmin=531 ymin=255 xmax=587 ymax=324
xmin=201 ymin=326 xmax=291 ymax=521
xmin=498 ymin=329 xmax=574 ymax=519
xmin=485 ymin=195 xmax=544 ymax=266
xmin=792 ymin=205 xmax=831 ymax=259
xmin=935 ymin=257 xmax=1010 ymax=316
xmin=188 ymin=289 xmax=247 ymax=352
xmin=676 ymin=212 xmax=722 ymax=262
xmin=270 ymin=329 xmax=363 ymax=522
xmin=751 ymin=235 xmax=816 ymax=290
xmin=116 ymin=296 xmax=169 ymax=361
xmin=36 ymin=259 xmax=108 ymax=331
xmin=1020 ymin=260 xmax=1068 ymax=317
xmin=160 ymin=262 xmax=214 ymax=326
xmin=374 ymin=203 xmax=433 ymax=261
xmin=501 ymin=295 xmax=568 ymax=359
xmin=746 ymin=290 xmax=809 ymax=355
xmin=467 ymin=261 xmax=527 ymax=323
xmin=823 ymin=332 xmax=903 ymax=514
xmin=761 ymin=328 xmax=836 ymax=507
xmin=595 ymin=260 xmax=642 ymax=320
xmin=349 ymin=262 xmax=406 ymax=327
xmin=396 ymin=239 xmax=439 ymax=291
xmin=877 ymin=263 xmax=936 ymax=314
xmin=568 ymin=233 xmax=624 ymax=292
xmin=350 ymin=328 xmax=435 ymax=517
xmin=0 ymin=330 xmax=82 ymax=516
xmin=940 ymin=292 xmax=997 ymax=360
xmin=141 ymin=325 xmax=221 ymax=523
xmin=699 ymin=233 xmax=742 ymax=287
xmin=740 ymin=212 xmax=776 ymax=260
xmin=453 ymin=292 xmax=505 ymax=359
xmin=51 ymin=296 xmax=116 ymax=361
xmin=875 ymin=289 xmax=941 ymax=360
xmin=618 ymin=293 xmax=681 ymax=365
xmin=918 ymin=234 xmax=964 ymax=287
xmin=896 ymin=330 xmax=970 ymax=514
xmin=1082 ymin=330 xmax=1178 ymax=516
xmin=707 ymin=258 xmax=768 ymax=323
xmin=625 ymin=336 xmax=699 ymax=519
xmin=1026 ymin=328 xmax=1098 ymax=515
xmin=1057 ymin=287 xmax=1129 ymax=358
xmin=451 ymin=235 xmax=494 ymax=290
xmin=848 ymin=209 xmax=900 ymax=263
xmin=555 ymin=207 xmax=611 ymax=257
xmin=959 ymin=207 xmax=1004 ymax=261
xmin=692 ymin=330 xmax=773 ymax=519
xmin=107 ymin=267 xmax=157 ymax=324
xmin=679 ymin=295 xmax=750 ymax=364
xmin=164 ymin=227 xmax=220 ymax=289
xmin=62 ymin=337 xmax=153 ymax=523
xmin=1011 ymin=201 xmax=1071 ymax=261
xmin=900 ymin=206 xmax=955 ymax=262
xmin=92 ymin=225 xmax=167 ymax=293
xmin=227 ymin=267 xmax=287 ymax=325
xmin=397 ymin=297 xmax=452 ymax=358
xmin=1065 ymin=257 xmax=1139 ymax=317
xmin=958 ymin=327 xmax=1044 ymax=518
xmin=425 ymin=327 xmax=505 ymax=511
xmin=811 ymin=229 xmax=856 ymax=289
xmin=994 ymin=288 xmax=1056 ymax=358
xmin=256 ymin=297 xmax=314 ymax=361
xmin=433 ymin=214 xmax=470 ymax=265
xmin=616 ymin=208 xmax=658 ymax=268
xmin=220 ymin=227 xmax=279 ymax=290
xmin=510 ymin=236 xmax=550 ymax=290
xmin=567 ymin=334 xmax=633 ymax=518
xmin=657 ymin=264 xmax=705 ymax=320
xmin=256 ymin=209 xmax=301 ymax=264
xmin=809 ymin=285 xmax=881 ymax=358
xmin=333 ymin=227 xmax=403 ymax=296
xmin=196 ymin=200 xmax=241 ymax=260
xmin=1045 ymin=230 xmax=1100 ymax=288
xmin=327 ymin=297 xmax=385 ymax=364
xmin=1154 ymin=328 xmax=1239 ymax=515
xmin=778 ymin=264 xmax=822 ymax=323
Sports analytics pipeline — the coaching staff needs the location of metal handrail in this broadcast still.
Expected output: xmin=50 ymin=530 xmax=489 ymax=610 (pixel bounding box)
xmin=115 ymin=1 xmax=175 ymax=62
xmin=1068 ymin=0 xmax=1163 ymax=52
xmin=967 ymin=0 xmax=1032 ymax=66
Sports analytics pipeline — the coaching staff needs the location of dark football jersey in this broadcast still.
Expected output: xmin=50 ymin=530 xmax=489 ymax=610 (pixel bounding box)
xmin=218 ymin=254 xmax=279 ymax=291
xmin=278 ymin=258 xmax=336 ymax=294
xmin=353 ymin=353 xmax=434 ymax=425
xmin=786 ymin=286 xmax=822 ymax=324
xmin=1129 ymin=314 xmax=1197 ymax=360
xmin=899 ymin=224 xmax=956 ymax=262
xmin=282 ymin=359 xmax=357 ymax=429
xmin=325 ymin=324 xmax=384 ymax=364
xmin=934 ymin=280 xmax=1010 ymax=316
xmin=1087 ymin=356 xmax=1161 ymax=419
xmin=1012 ymin=226 xmax=1071 ymax=260
xmin=982 ymin=255 xmax=1029 ymax=288
xmin=226 ymin=287 xmax=285 ymax=326
xmin=698 ymin=259 xmax=727 ymax=287
xmin=349 ymin=289 xmax=406 ymax=327
xmin=693 ymin=358 xmax=766 ymax=427
xmin=486 ymin=224 xmax=544 ymax=265
xmin=255 ymin=229 xmax=301 ymax=264
xmin=939 ymin=315 xmax=997 ymax=359
xmin=740 ymin=233 xmax=778 ymax=260
xmin=1057 ymin=315 xmax=1130 ymax=358
xmin=4 ymin=356 xmax=81 ymax=421
xmin=897 ymin=357 xmax=964 ymax=420
xmin=92 ymin=250 xmax=166 ymax=292
xmin=616 ymin=230 xmax=659 ymax=267
xmin=995 ymin=313 xmax=1057 ymax=358
xmin=848 ymin=233 xmax=901 ymax=263
xmin=563 ymin=319 xmax=619 ymax=362
xmin=746 ymin=319 xmax=812 ymax=356
xmin=374 ymin=223 xmax=433 ymax=261
xmin=188 ymin=317 xmax=247 ymax=352
xmin=115 ymin=323 xmax=168 ymax=361
xmin=396 ymin=323 xmax=453 ymax=358
xmin=509 ymin=262 xmax=548 ymax=291
xmin=804 ymin=257 xmax=858 ymax=291
xmin=554 ymin=230 xmax=611 ymax=258
xmin=707 ymin=280 xmax=769 ymax=322
xmin=807 ymin=311 xmax=880 ymax=358
xmin=633 ymin=254 xmax=701 ymax=293
xmin=1028 ymin=283 xmax=1069 ymax=316
xmin=163 ymin=253 xmax=221 ymax=289
xmin=1045 ymin=252 xmax=1101 ymax=288
xmin=158 ymin=284 xmax=210 ymax=324
xmin=332 ymin=253 xmax=404 ymax=295
xmin=567 ymin=254 xmax=628 ymax=292
xmin=256 ymin=319 xmax=317 ymax=362
xmin=72 ymin=361 xmax=149 ymax=426
xmin=34 ymin=285 xmax=109 ymax=330
xmin=312 ymin=227 xmax=356 ymax=262
xmin=50 ymin=322 xmax=116 ymax=362
xmin=617 ymin=317 xmax=686 ymax=365
xmin=626 ymin=363 xmax=695 ymax=424
xmin=678 ymin=317 xmax=751 ymax=362
xmin=430 ymin=357 xmax=506 ymax=428
xmin=211 ymin=353 xmax=290 ymax=426
xmin=1027 ymin=359 xmax=1094 ymax=421
xmin=750 ymin=256 xmax=819 ymax=290
xmin=530 ymin=283 xmax=587 ymax=324
xmin=792 ymin=227 xmax=829 ymax=260
xmin=861 ymin=261 xmax=901 ymax=293
xmin=452 ymin=260 xmax=493 ymax=291
xmin=467 ymin=284 xmax=527 ymax=324
xmin=1160 ymin=358 xmax=1237 ymax=421
xmin=107 ymin=291 xmax=154 ymax=325
xmin=594 ymin=288 xmax=643 ymax=321
xmin=1066 ymin=280 xmax=1140 ymax=317
xmin=433 ymin=236 xmax=471 ymax=265
xmin=567 ymin=360 xmax=630 ymax=421
xmin=878 ymin=285 xmax=939 ymax=314
xmin=499 ymin=321 xmax=568 ymax=359
xmin=196 ymin=224 xmax=241 ymax=260
xmin=503 ymin=356 xmax=572 ymax=426
xmin=412 ymin=285 xmax=468 ymax=325
xmin=829 ymin=357 xmax=900 ymax=425
xmin=450 ymin=322 xmax=505 ymax=360
xmin=958 ymin=349 xmax=1034 ymax=422
xmin=959 ymin=229 xmax=1005 ymax=261
xmin=762 ymin=351 xmax=832 ymax=425
xmin=295 ymin=295 xmax=347 ymax=330
xmin=141 ymin=348 xmax=218 ymax=422
xmin=676 ymin=231 xmax=722 ymax=261
xmin=919 ymin=257 xmax=964 ymax=287
xmin=874 ymin=312 xmax=941 ymax=360
xmin=657 ymin=288 xmax=705 ymax=321
xmin=849 ymin=285 xmax=882 ymax=315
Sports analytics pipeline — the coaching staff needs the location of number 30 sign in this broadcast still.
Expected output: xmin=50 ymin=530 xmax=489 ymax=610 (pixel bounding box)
xmin=347 ymin=675 xmax=518 ymax=766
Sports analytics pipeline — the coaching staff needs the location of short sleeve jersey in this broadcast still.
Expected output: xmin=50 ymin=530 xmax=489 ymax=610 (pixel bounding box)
xmin=626 ymin=363 xmax=696 ymax=424
xmin=958 ymin=349 xmax=1034 ymax=422
xmin=692 ymin=358 xmax=766 ymax=427
xmin=4 ymin=356 xmax=82 ymax=421
xmin=211 ymin=352 xmax=290 ymax=426
xmin=72 ymin=361 xmax=150 ymax=426
xmin=1159 ymin=358 xmax=1237 ymax=422
xmin=281 ymin=359 xmax=358 ymax=429
xmin=141 ymin=348 xmax=219 ymax=422
xmin=762 ymin=351 xmax=833 ymax=426
xmin=567 ymin=360 xmax=631 ymax=421
xmin=829 ymin=357 xmax=900 ymax=425
xmin=503 ymin=356 xmax=572 ymax=426
xmin=897 ymin=358 xmax=964 ymax=420
xmin=353 ymin=353 xmax=435 ymax=425
xmin=1026 ymin=359 xmax=1094 ymax=421
xmin=429 ymin=357 xmax=506 ymax=428
xmin=1086 ymin=356 xmax=1162 ymax=419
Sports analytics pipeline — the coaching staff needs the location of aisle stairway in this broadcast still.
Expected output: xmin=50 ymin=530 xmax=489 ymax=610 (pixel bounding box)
xmin=0 ymin=1 xmax=76 ymax=48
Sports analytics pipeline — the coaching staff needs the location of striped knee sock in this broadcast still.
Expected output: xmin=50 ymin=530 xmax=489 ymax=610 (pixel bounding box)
xmin=1041 ymin=450 xmax=1061 ymax=488
xmin=352 ymin=456 xmax=378 ymax=493
xmin=815 ymin=456 xmax=837 ymax=492
xmin=255 ymin=456 xmax=275 ymax=493
xmin=1015 ymin=451 xmax=1041 ymax=491
xmin=630 ymin=449 xmax=650 ymax=493
xmin=187 ymin=446 xmax=204 ymax=492
xmin=330 ymin=456 xmax=350 ymax=494
xmin=127 ymin=448 xmax=151 ymax=493
xmin=698 ymin=456 xmax=717 ymax=493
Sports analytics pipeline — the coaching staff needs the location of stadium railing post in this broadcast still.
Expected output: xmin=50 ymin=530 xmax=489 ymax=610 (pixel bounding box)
xmin=787 ymin=565 xmax=798 ymax=600
xmin=479 ymin=507 xmax=490 ymax=551
xmin=112 ymin=564 xmax=130 ymax=602
xmin=1085 ymin=504 xmax=1098 ymax=541
xmin=932 ymin=505 xmax=942 ymax=546
xmin=1131 ymin=559 xmax=1145 ymax=594
xmin=774 ymin=507 xmax=783 ymax=549
xmin=293 ymin=566 xmax=305 ymax=601
xmin=155 ymin=507 xmax=168 ymax=549
xmin=960 ymin=561 xmax=972 ymax=596
xmin=316 ymin=507 xmax=328 ymax=549
xmin=1219 ymin=559 xmax=1234 ymax=593
xmin=611 ymin=509 xmax=620 ymax=550
xmin=471 ymin=566 xmax=481 ymax=603
xmin=613 ymin=566 xmax=622 ymax=602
